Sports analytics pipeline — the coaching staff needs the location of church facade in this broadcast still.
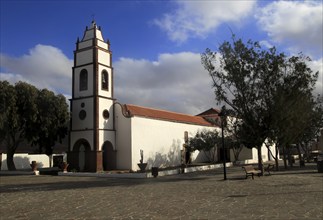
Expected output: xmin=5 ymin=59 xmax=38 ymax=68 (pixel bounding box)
xmin=67 ymin=21 xmax=275 ymax=172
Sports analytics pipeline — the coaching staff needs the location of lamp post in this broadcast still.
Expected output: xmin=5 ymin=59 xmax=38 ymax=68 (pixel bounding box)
xmin=218 ymin=105 xmax=227 ymax=180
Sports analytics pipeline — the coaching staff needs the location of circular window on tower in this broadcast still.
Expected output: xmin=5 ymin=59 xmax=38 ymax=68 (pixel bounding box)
xmin=102 ymin=109 xmax=110 ymax=119
xmin=79 ymin=110 xmax=87 ymax=120
xmin=81 ymin=102 xmax=85 ymax=108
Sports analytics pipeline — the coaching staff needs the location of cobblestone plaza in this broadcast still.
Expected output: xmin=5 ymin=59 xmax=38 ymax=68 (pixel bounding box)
xmin=0 ymin=165 xmax=322 ymax=219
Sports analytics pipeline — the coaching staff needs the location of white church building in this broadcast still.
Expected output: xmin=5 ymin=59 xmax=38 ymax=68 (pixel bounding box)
xmin=67 ymin=21 xmax=275 ymax=172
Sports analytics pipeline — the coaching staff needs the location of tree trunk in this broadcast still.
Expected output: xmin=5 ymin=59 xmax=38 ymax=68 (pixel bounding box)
xmin=296 ymin=145 xmax=305 ymax=167
xmin=275 ymin=145 xmax=279 ymax=171
xmin=282 ymin=145 xmax=287 ymax=169
xmin=287 ymin=146 xmax=293 ymax=168
xmin=257 ymin=146 xmax=264 ymax=175
xmin=6 ymin=148 xmax=16 ymax=171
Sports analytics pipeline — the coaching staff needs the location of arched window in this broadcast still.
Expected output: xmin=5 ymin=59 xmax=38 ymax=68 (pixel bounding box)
xmin=101 ymin=70 xmax=109 ymax=90
xmin=80 ymin=69 xmax=88 ymax=91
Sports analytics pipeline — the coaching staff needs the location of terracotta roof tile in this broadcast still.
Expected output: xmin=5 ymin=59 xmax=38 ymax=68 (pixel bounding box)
xmin=124 ymin=104 xmax=215 ymax=127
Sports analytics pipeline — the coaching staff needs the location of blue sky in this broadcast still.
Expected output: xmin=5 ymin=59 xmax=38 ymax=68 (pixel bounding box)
xmin=1 ymin=0 xmax=322 ymax=114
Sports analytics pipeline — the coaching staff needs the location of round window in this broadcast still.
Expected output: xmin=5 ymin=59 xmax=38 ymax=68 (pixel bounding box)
xmin=103 ymin=109 xmax=110 ymax=119
xmin=79 ymin=110 xmax=86 ymax=120
xmin=81 ymin=103 xmax=85 ymax=108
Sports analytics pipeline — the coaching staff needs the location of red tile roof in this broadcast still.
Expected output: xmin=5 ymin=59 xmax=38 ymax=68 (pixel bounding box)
xmin=124 ymin=104 xmax=215 ymax=127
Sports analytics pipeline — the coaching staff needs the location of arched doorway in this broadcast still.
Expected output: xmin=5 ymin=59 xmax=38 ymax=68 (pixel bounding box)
xmin=102 ymin=141 xmax=116 ymax=170
xmin=73 ymin=139 xmax=91 ymax=172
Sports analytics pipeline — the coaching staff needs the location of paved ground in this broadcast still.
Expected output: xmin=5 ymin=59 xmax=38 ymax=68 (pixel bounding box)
xmin=0 ymin=164 xmax=322 ymax=220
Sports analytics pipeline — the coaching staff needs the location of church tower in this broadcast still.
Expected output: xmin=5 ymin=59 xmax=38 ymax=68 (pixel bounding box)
xmin=68 ymin=21 xmax=116 ymax=172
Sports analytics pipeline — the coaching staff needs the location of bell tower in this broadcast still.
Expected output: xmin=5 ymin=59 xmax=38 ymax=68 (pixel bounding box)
xmin=68 ymin=21 xmax=116 ymax=172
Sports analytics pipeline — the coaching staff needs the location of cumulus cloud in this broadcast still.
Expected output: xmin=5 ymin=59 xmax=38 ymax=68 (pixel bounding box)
xmin=153 ymin=0 xmax=256 ymax=43
xmin=114 ymin=52 xmax=217 ymax=114
xmin=0 ymin=44 xmax=73 ymax=95
xmin=256 ymin=1 xmax=323 ymax=58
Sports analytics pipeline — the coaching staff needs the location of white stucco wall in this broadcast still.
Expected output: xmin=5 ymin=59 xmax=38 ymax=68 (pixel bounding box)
xmin=230 ymin=142 xmax=278 ymax=164
xmin=130 ymin=116 xmax=215 ymax=171
xmin=98 ymin=50 xmax=110 ymax=67
xmin=114 ymin=104 xmax=132 ymax=169
xmin=78 ymin=39 xmax=92 ymax=50
xmin=98 ymin=98 xmax=114 ymax=130
xmin=70 ymin=130 xmax=94 ymax=151
xmin=99 ymin=131 xmax=115 ymax=151
xmin=98 ymin=65 xmax=112 ymax=97
xmin=71 ymin=98 xmax=94 ymax=130
xmin=0 ymin=153 xmax=66 ymax=170
xmin=73 ymin=65 xmax=94 ymax=98
xmin=76 ymin=50 xmax=93 ymax=66
xmin=97 ymin=40 xmax=108 ymax=50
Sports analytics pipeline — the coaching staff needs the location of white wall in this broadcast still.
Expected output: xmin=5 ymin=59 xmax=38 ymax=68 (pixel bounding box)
xmin=73 ymin=65 xmax=94 ymax=98
xmin=0 ymin=153 xmax=66 ymax=170
xmin=98 ymin=98 xmax=114 ymax=129
xmin=130 ymin=116 xmax=215 ymax=171
xmin=98 ymin=65 xmax=112 ymax=97
xmin=231 ymin=142 xmax=278 ymax=164
xmin=114 ymin=104 xmax=132 ymax=169
xmin=70 ymin=130 xmax=94 ymax=151
xmin=76 ymin=50 xmax=93 ymax=66
xmin=71 ymin=98 xmax=94 ymax=130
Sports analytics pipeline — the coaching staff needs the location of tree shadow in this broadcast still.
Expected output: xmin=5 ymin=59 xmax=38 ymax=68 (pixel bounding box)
xmin=146 ymin=139 xmax=181 ymax=168
xmin=1 ymin=156 xmax=44 ymax=170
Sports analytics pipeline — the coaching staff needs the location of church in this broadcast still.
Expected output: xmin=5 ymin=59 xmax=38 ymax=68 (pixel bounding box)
xmin=67 ymin=21 xmax=274 ymax=172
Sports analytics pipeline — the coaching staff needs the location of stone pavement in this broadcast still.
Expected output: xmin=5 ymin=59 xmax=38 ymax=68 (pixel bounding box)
xmin=0 ymin=164 xmax=322 ymax=220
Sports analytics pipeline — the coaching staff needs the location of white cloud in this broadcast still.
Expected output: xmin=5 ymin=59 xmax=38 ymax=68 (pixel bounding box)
xmin=153 ymin=1 xmax=256 ymax=43
xmin=114 ymin=52 xmax=217 ymax=114
xmin=308 ymin=58 xmax=323 ymax=97
xmin=0 ymin=44 xmax=73 ymax=95
xmin=256 ymin=1 xmax=323 ymax=58
xmin=259 ymin=40 xmax=273 ymax=49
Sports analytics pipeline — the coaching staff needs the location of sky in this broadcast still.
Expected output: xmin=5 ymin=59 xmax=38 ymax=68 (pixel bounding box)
xmin=1 ymin=0 xmax=322 ymax=115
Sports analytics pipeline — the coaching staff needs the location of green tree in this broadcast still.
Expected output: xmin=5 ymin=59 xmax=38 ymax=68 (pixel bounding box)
xmin=32 ymin=89 xmax=69 ymax=156
xmin=267 ymin=55 xmax=320 ymax=169
xmin=188 ymin=129 xmax=220 ymax=163
xmin=0 ymin=80 xmax=69 ymax=170
xmin=201 ymin=36 xmax=319 ymax=174
xmin=0 ymin=81 xmax=38 ymax=170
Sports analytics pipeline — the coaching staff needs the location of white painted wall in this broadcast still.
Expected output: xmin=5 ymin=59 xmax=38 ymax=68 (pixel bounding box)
xmin=114 ymin=104 xmax=132 ymax=169
xmin=98 ymin=98 xmax=114 ymax=129
xmin=70 ymin=130 xmax=94 ymax=151
xmin=98 ymin=50 xmax=110 ymax=66
xmin=73 ymin=65 xmax=94 ymax=98
xmin=230 ymin=142 xmax=278 ymax=164
xmin=95 ymin=29 xmax=104 ymax=41
xmin=76 ymin=50 xmax=93 ymax=66
xmin=97 ymin=40 xmax=108 ymax=50
xmin=98 ymin=65 xmax=112 ymax=97
xmin=78 ymin=40 xmax=93 ymax=50
xmin=71 ymin=98 xmax=94 ymax=130
xmin=130 ymin=116 xmax=215 ymax=171
xmin=0 ymin=153 xmax=66 ymax=170
xmin=99 ymin=131 xmax=115 ymax=151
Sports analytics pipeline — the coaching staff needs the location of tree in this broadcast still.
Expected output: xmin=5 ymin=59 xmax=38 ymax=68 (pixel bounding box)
xmin=201 ymin=36 xmax=319 ymax=174
xmin=0 ymin=80 xmax=69 ymax=170
xmin=188 ymin=129 xmax=220 ymax=163
xmin=225 ymin=116 xmax=245 ymax=163
xmin=31 ymin=89 xmax=69 ymax=156
xmin=0 ymin=81 xmax=38 ymax=170
xmin=267 ymin=55 xmax=320 ymax=169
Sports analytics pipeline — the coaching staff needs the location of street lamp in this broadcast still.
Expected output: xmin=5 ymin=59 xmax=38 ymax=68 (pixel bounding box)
xmin=218 ymin=105 xmax=227 ymax=180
